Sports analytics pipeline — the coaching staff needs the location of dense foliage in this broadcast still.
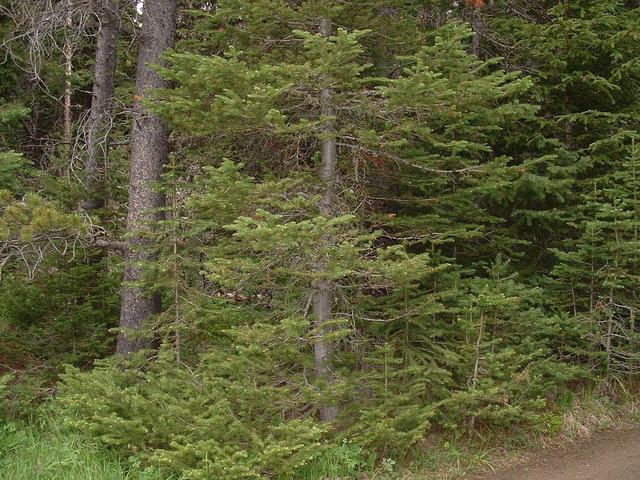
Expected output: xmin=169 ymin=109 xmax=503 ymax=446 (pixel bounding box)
xmin=1 ymin=0 xmax=639 ymax=478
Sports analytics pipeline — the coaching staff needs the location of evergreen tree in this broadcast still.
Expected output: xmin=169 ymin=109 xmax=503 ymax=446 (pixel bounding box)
xmin=117 ymin=0 xmax=178 ymax=355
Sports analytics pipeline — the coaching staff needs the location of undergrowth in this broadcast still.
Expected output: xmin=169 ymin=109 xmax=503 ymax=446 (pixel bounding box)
xmin=1 ymin=379 xmax=639 ymax=480
xmin=0 ymin=421 xmax=167 ymax=480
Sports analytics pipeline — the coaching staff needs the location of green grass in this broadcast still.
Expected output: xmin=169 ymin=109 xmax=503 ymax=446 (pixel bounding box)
xmin=282 ymin=441 xmax=376 ymax=480
xmin=0 ymin=422 xmax=165 ymax=480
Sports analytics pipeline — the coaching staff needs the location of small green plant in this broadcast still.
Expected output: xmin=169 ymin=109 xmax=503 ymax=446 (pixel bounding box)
xmin=378 ymin=457 xmax=398 ymax=479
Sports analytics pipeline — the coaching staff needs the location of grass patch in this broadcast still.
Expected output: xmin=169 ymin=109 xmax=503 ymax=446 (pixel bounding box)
xmin=0 ymin=421 xmax=165 ymax=480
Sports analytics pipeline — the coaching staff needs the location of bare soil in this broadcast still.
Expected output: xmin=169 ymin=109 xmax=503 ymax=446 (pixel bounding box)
xmin=468 ymin=427 xmax=640 ymax=480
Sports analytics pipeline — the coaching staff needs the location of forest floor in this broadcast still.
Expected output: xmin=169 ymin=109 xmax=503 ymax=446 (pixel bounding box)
xmin=467 ymin=425 xmax=640 ymax=480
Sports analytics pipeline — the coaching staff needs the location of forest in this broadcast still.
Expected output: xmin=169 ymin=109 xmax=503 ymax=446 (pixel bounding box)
xmin=0 ymin=0 xmax=639 ymax=478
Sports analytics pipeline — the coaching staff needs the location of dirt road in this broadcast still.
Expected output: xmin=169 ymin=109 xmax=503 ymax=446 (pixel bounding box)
xmin=469 ymin=427 xmax=640 ymax=480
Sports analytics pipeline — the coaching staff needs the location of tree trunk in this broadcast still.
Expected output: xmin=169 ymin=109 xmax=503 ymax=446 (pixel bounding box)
xmin=466 ymin=0 xmax=493 ymax=58
xmin=470 ymin=10 xmax=482 ymax=57
xmin=117 ymin=0 xmax=177 ymax=355
xmin=311 ymin=16 xmax=339 ymax=423
xmin=63 ymin=0 xmax=73 ymax=143
xmin=84 ymin=0 xmax=120 ymax=212
xmin=605 ymin=289 xmax=614 ymax=374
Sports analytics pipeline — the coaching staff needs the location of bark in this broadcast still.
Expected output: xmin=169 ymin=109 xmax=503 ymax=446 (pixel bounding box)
xmin=63 ymin=0 xmax=73 ymax=143
xmin=311 ymin=16 xmax=339 ymax=423
xmin=116 ymin=0 xmax=177 ymax=355
xmin=470 ymin=10 xmax=482 ymax=57
xmin=606 ymin=290 xmax=614 ymax=374
xmin=466 ymin=0 xmax=493 ymax=58
xmin=471 ymin=310 xmax=485 ymax=391
xmin=84 ymin=0 xmax=120 ymax=211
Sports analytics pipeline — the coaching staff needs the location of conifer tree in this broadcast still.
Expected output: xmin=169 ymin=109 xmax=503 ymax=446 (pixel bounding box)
xmin=551 ymin=135 xmax=640 ymax=373
xmin=84 ymin=0 xmax=120 ymax=212
xmin=312 ymin=15 xmax=340 ymax=423
xmin=117 ymin=0 xmax=177 ymax=355
xmin=149 ymin=0 xmax=561 ymax=444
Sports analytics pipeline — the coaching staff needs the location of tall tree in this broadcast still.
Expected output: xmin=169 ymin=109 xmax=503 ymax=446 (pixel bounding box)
xmin=84 ymin=0 xmax=120 ymax=212
xmin=117 ymin=0 xmax=177 ymax=355
xmin=312 ymin=16 xmax=340 ymax=423
xmin=62 ymin=0 xmax=73 ymax=143
xmin=465 ymin=0 xmax=492 ymax=57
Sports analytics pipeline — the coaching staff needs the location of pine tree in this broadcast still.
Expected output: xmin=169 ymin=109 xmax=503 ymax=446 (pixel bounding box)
xmin=84 ymin=0 xmax=120 ymax=212
xmin=117 ymin=0 xmax=178 ymax=355
xmin=551 ymin=135 xmax=640 ymax=373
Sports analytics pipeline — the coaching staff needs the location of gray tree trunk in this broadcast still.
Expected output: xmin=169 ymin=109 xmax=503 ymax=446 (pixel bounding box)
xmin=311 ymin=17 xmax=339 ymax=423
xmin=471 ymin=10 xmax=482 ymax=57
xmin=466 ymin=0 xmax=493 ymax=58
xmin=116 ymin=0 xmax=176 ymax=355
xmin=63 ymin=0 xmax=73 ymax=144
xmin=85 ymin=0 xmax=119 ymax=211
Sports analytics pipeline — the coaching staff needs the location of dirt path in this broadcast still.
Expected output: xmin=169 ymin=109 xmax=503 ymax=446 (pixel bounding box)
xmin=469 ymin=427 xmax=640 ymax=480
